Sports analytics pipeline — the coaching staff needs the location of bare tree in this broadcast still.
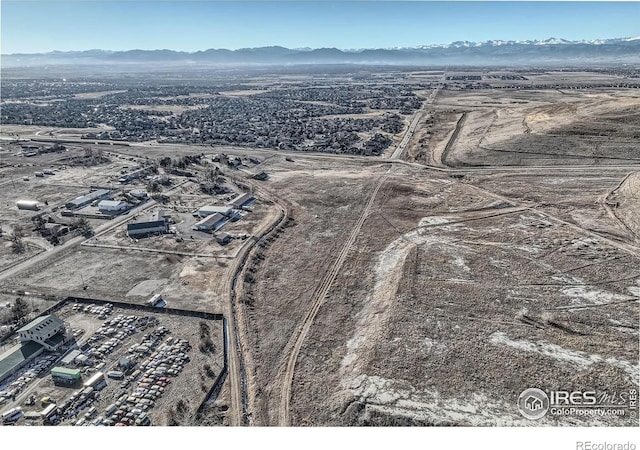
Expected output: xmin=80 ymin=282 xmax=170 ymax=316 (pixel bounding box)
xmin=12 ymin=297 xmax=30 ymax=321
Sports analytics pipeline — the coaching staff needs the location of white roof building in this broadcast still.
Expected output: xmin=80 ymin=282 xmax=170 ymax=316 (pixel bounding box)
xmin=227 ymin=192 xmax=255 ymax=209
xmin=197 ymin=205 xmax=232 ymax=217
xmin=98 ymin=200 xmax=128 ymax=212
xmin=194 ymin=213 xmax=225 ymax=231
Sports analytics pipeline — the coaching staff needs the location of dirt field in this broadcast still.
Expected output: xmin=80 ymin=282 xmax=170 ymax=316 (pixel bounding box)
xmin=410 ymin=87 xmax=640 ymax=167
xmin=285 ymin=174 xmax=639 ymax=426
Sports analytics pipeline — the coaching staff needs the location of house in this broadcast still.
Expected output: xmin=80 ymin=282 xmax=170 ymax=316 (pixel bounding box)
xmin=252 ymin=171 xmax=268 ymax=181
xmin=42 ymin=223 xmax=70 ymax=237
xmin=197 ymin=205 xmax=232 ymax=217
xmin=194 ymin=213 xmax=225 ymax=231
xmin=98 ymin=200 xmax=128 ymax=213
xmin=226 ymin=192 xmax=255 ymax=209
xmin=126 ymin=220 xmax=169 ymax=238
xmin=65 ymin=189 xmax=112 ymax=210
xmin=17 ymin=315 xmax=67 ymax=351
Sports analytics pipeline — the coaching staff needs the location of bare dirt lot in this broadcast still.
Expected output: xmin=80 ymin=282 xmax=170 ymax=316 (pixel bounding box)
xmin=412 ymin=87 xmax=640 ymax=167
xmin=285 ymin=174 xmax=639 ymax=426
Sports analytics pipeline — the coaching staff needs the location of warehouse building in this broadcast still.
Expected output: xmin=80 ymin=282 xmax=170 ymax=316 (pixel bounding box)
xmin=65 ymin=189 xmax=112 ymax=210
xmin=194 ymin=213 xmax=225 ymax=231
xmin=197 ymin=205 xmax=232 ymax=217
xmin=0 ymin=341 xmax=45 ymax=385
xmin=127 ymin=220 xmax=169 ymax=238
xmin=18 ymin=314 xmax=67 ymax=351
xmin=97 ymin=200 xmax=129 ymax=214
xmin=227 ymin=192 xmax=255 ymax=209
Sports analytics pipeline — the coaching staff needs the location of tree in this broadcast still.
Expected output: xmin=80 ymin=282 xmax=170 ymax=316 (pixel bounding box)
xmin=147 ymin=180 xmax=161 ymax=193
xmin=10 ymin=226 xmax=26 ymax=254
xmin=72 ymin=217 xmax=94 ymax=238
xmin=12 ymin=297 xmax=30 ymax=321
xmin=159 ymin=157 xmax=172 ymax=168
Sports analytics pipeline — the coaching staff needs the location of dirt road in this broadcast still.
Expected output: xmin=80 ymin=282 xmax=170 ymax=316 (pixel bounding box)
xmin=277 ymin=170 xmax=389 ymax=426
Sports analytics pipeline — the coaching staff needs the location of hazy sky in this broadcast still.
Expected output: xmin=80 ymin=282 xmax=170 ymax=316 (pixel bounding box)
xmin=2 ymin=1 xmax=639 ymax=53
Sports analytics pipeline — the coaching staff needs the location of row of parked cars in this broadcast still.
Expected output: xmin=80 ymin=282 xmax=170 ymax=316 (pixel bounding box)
xmin=0 ymin=355 xmax=58 ymax=405
xmin=72 ymin=302 xmax=114 ymax=320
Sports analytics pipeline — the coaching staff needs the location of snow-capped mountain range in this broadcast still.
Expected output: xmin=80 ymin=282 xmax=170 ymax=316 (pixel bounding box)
xmin=3 ymin=37 xmax=639 ymax=67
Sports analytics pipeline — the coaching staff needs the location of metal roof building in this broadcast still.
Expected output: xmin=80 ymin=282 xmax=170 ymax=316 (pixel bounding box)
xmin=51 ymin=366 xmax=82 ymax=381
xmin=227 ymin=192 xmax=255 ymax=209
xmin=126 ymin=220 xmax=168 ymax=238
xmin=65 ymin=189 xmax=112 ymax=210
xmin=194 ymin=213 xmax=225 ymax=231
xmin=18 ymin=315 xmax=66 ymax=351
xmin=197 ymin=205 xmax=232 ymax=217
xmin=98 ymin=200 xmax=128 ymax=213
xmin=0 ymin=341 xmax=45 ymax=384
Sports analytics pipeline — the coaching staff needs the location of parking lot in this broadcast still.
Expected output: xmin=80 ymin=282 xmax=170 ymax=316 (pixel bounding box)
xmin=0 ymin=300 xmax=224 ymax=426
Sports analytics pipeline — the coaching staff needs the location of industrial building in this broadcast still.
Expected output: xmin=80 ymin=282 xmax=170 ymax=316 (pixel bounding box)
xmin=216 ymin=232 xmax=233 ymax=245
xmin=0 ymin=341 xmax=45 ymax=385
xmin=65 ymin=189 xmax=112 ymax=210
xmin=97 ymin=200 xmax=129 ymax=214
xmin=194 ymin=213 xmax=225 ymax=231
xmin=16 ymin=200 xmax=40 ymax=211
xmin=18 ymin=314 xmax=67 ymax=351
xmin=227 ymin=192 xmax=255 ymax=209
xmin=197 ymin=205 xmax=232 ymax=217
xmin=127 ymin=220 xmax=169 ymax=238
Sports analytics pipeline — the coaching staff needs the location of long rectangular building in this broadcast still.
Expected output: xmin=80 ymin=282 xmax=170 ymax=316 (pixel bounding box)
xmin=193 ymin=213 xmax=225 ymax=231
xmin=66 ymin=189 xmax=112 ymax=210
xmin=197 ymin=205 xmax=232 ymax=217
xmin=227 ymin=192 xmax=255 ymax=209
xmin=127 ymin=220 xmax=168 ymax=238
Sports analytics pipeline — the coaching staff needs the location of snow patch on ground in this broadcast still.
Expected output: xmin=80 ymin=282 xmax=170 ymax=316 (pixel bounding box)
xmin=342 ymin=216 xmax=466 ymax=374
xmin=343 ymin=374 xmax=566 ymax=426
xmin=489 ymin=332 xmax=639 ymax=384
xmin=560 ymin=285 xmax=633 ymax=305
xmin=419 ymin=216 xmax=452 ymax=226
xmin=453 ymin=256 xmax=470 ymax=272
